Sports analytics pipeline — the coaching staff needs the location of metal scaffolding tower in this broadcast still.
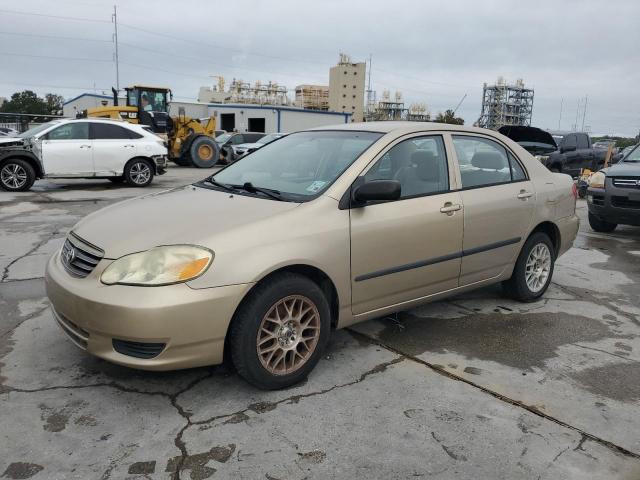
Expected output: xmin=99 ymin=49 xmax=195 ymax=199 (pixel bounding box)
xmin=477 ymin=78 xmax=534 ymax=130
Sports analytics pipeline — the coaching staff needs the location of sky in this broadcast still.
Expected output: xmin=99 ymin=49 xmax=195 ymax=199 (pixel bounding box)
xmin=1 ymin=0 xmax=639 ymax=136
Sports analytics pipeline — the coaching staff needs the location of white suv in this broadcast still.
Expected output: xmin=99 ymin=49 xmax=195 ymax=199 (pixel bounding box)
xmin=0 ymin=118 xmax=168 ymax=191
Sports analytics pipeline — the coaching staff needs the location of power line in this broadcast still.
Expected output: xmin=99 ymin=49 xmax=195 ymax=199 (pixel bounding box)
xmin=0 ymin=31 xmax=111 ymax=43
xmin=0 ymin=81 xmax=111 ymax=91
xmin=0 ymin=51 xmax=112 ymax=63
xmin=0 ymin=8 xmax=110 ymax=23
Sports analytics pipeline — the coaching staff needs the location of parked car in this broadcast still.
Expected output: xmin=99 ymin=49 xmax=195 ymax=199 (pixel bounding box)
xmin=593 ymin=139 xmax=618 ymax=152
xmin=46 ymin=122 xmax=578 ymax=390
xmin=0 ymin=126 xmax=19 ymax=137
xmin=586 ymin=143 xmax=640 ymax=232
xmin=545 ymin=131 xmax=621 ymax=177
xmin=0 ymin=118 xmax=168 ymax=192
xmin=498 ymin=125 xmax=557 ymax=156
xmin=215 ymin=132 xmax=267 ymax=163
xmin=232 ymin=133 xmax=287 ymax=159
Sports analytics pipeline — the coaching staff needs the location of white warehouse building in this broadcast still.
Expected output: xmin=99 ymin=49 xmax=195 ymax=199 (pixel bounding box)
xmin=62 ymin=94 xmax=352 ymax=133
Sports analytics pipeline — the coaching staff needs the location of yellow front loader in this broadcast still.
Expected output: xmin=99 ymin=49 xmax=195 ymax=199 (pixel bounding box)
xmin=85 ymin=86 xmax=219 ymax=168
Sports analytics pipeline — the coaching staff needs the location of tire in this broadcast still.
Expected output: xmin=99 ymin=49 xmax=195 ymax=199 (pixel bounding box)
xmin=588 ymin=212 xmax=617 ymax=233
xmin=123 ymin=158 xmax=154 ymax=187
xmin=0 ymin=158 xmax=36 ymax=192
xmin=189 ymin=136 xmax=219 ymax=168
xmin=228 ymin=273 xmax=331 ymax=390
xmin=502 ymin=232 xmax=555 ymax=302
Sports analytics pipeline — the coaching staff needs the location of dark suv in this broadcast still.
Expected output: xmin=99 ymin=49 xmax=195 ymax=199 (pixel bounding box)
xmin=587 ymin=144 xmax=640 ymax=232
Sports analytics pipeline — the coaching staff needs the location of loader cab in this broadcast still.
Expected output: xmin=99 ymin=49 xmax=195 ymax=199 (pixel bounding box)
xmin=125 ymin=86 xmax=172 ymax=134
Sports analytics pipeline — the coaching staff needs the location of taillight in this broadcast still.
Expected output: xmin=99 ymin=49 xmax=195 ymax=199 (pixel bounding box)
xmin=571 ymin=182 xmax=578 ymax=199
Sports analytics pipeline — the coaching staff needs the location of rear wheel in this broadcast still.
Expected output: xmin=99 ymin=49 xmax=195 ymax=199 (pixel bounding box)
xmin=228 ymin=273 xmax=330 ymax=390
xmin=0 ymin=159 xmax=35 ymax=192
xmin=502 ymin=232 xmax=555 ymax=302
xmin=588 ymin=212 xmax=617 ymax=233
xmin=124 ymin=158 xmax=154 ymax=187
xmin=189 ymin=136 xmax=219 ymax=168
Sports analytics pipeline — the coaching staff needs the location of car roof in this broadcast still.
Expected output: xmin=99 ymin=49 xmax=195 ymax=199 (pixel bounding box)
xmin=309 ymin=121 xmax=505 ymax=136
xmin=61 ymin=118 xmax=142 ymax=129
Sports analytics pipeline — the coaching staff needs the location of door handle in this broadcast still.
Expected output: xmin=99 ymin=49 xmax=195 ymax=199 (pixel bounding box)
xmin=440 ymin=203 xmax=462 ymax=215
xmin=79 ymin=145 xmax=91 ymax=149
xmin=517 ymin=190 xmax=533 ymax=200
xmin=123 ymin=144 xmax=135 ymax=148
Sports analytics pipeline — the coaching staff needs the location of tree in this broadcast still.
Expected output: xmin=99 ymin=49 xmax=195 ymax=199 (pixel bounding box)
xmin=433 ymin=109 xmax=464 ymax=125
xmin=0 ymin=90 xmax=63 ymax=115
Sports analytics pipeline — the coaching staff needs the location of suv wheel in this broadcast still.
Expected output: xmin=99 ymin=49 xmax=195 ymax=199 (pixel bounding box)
xmin=503 ymin=232 xmax=555 ymax=302
xmin=124 ymin=158 xmax=154 ymax=187
xmin=228 ymin=273 xmax=330 ymax=390
xmin=0 ymin=159 xmax=35 ymax=192
xmin=588 ymin=212 xmax=617 ymax=233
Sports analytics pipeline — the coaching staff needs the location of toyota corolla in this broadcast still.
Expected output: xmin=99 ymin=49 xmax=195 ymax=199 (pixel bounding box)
xmin=46 ymin=122 xmax=579 ymax=390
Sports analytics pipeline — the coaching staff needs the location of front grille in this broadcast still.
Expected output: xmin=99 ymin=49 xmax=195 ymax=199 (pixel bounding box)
xmin=112 ymin=339 xmax=166 ymax=359
xmin=61 ymin=233 xmax=104 ymax=278
xmin=590 ymin=194 xmax=605 ymax=206
xmin=52 ymin=308 xmax=89 ymax=350
xmin=612 ymin=177 xmax=640 ymax=189
xmin=611 ymin=196 xmax=640 ymax=209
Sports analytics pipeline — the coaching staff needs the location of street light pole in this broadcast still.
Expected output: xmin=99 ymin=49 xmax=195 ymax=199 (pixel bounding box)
xmin=112 ymin=5 xmax=120 ymax=93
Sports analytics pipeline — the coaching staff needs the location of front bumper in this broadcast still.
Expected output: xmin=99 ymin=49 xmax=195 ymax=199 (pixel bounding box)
xmin=152 ymin=154 xmax=168 ymax=175
xmin=587 ymin=185 xmax=640 ymax=227
xmin=45 ymin=251 xmax=252 ymax=370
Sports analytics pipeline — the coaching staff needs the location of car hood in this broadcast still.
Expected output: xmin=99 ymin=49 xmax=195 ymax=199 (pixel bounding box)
xmin=0 ymin=137 xmax=25 ymax=146
xmin=235 ymin=142 xmax=261 ymax=149
xmin=603 ymin=161 xmax=640 ymax=177
xmin=72 ymin=184 xmax=301 ymax=259
xmin=498 ymin=126 xmax=557 ymax=155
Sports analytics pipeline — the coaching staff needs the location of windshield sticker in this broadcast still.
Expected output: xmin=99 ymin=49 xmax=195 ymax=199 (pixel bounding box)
xmin=306 ymin=181 xmax=326 ymax=193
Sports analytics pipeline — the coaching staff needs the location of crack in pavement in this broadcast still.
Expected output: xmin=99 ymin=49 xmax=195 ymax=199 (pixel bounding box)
xmin=1 ymin=223 xmax=63 ymax=283
xmin=571 ymin=343 xmax=639 ymax=363
xmin=346 ymin=328 xmax=640 ymax=461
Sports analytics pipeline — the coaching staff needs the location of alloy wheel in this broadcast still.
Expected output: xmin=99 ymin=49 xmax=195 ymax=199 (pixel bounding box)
xmin=129 ymin=162 xmax=151 ymax=185
xmin=1 ymin=164 xmax=27 ymax=189
xmin=525 ymin=243 xmax=551 ymax=293
xmin=256 ymin=295 xmax=320 ymax=375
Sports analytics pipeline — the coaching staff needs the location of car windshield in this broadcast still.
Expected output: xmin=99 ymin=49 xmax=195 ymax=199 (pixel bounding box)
xmin=18 ymin=121 xmax=60 ymax=138
xmin=209 ymin=130 xmax=383 ymax=201
xmin=623 ymin=145 xmax=640 ymax=162
xmin=257 ymin=134 xmax=281 ymax=145
xmin=215 ymin=133 xmax=232 ymax=143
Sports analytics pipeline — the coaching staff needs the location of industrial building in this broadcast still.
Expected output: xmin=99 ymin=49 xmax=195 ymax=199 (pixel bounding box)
xmin=329 ymin=53 xmax=366 ymax=122
xmin=295 ymin=85 xmax=330 ymax=111
xmin=365 ymin=91 xmax=431 ymax=122
xmin=477 ymin=77 xmax=534 ymax=130
xmin=62 ymin=93 xmax=351 ymax=133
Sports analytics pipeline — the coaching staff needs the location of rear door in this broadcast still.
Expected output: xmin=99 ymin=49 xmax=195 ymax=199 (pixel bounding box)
xmin=40 ymin=122 xmax=92 ymax=175
xmin=350 ymin=134 xmax=463 ymax=315
xmin=90 ymin=123 xmax=141 ymax=175
xmin=451 ymin=134 xmax=535 ymax=286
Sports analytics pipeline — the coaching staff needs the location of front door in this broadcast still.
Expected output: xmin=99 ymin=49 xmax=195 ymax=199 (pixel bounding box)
xmin=40 ymin=122 xmax=92 ymax=176
xmin=350 ymin=135 xmax=463 ymax=315
xmin=451 ymin=134 xmax=535 ymax=286
xmin=90 ymin=122 xmax=139 ymax=175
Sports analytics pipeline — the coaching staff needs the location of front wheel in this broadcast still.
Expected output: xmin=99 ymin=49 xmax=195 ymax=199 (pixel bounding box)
xmin=228 ymin=273 xmax=331 ymax=390
xmin=502 ymin=232 xmax=555 ymax=302
xmin=189 ymin=136 xmax=219 ymax=168
xmin=0 ymin=159 xmax=35 ymax=192
xmin=588 ymin=212 xmax=617 ymax=233
xmin=124 ymin=158 xmax=154 ymax=187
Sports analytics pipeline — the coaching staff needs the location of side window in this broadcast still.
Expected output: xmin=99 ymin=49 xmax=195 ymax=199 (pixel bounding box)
xmin=508 ymin=152 xmax=527 ymax=181
xmin=46 ymin=123 xmax=88 ymax=140
xmin=564 ymin=134 xmax=577 ymax=150
xmin=91 ymin=123 xmax=136 ymax=140
xmin=452 ymin=135 xmax=511 ymax=188
xmin=364 ymin=135 xmax=449 ymax=198
xmin=576 ymin=134 xmax=589 ymax=150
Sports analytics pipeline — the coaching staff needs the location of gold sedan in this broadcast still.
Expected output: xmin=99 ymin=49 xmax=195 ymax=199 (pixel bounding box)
xmin=46 ymin=122 xmax=579 ymax=390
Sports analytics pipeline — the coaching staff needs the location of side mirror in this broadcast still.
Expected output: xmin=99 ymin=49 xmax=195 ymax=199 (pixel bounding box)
xmin=561 ymin=144 xmax=576 ymax=153
xmin=353 ymin=180 xmax=401 ymax=204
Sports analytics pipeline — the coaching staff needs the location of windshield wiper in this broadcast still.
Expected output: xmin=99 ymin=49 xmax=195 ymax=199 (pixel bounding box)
xmin=228 ymin=182 xmax=284 ymax=201
xmin=207 ymin=177 xmax=235 ymax=192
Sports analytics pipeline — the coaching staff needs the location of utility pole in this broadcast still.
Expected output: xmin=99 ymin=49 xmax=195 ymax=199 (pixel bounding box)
xmin=581 ymin=95 xmax=588 ymax=132
xmin=558 ymin=98 xmax=563 ymax=130
xmin=365 ymin=54 xmax=373 ymax=119
xmin=112 ymin=5 xmax=120 ymax=93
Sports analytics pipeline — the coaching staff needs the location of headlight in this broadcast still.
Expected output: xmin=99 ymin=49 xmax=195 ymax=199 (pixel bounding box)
xmin=101 ymin=245 xmax=213 ymax=286
xmin=589 ymin=171 xmax=606 ymax=189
